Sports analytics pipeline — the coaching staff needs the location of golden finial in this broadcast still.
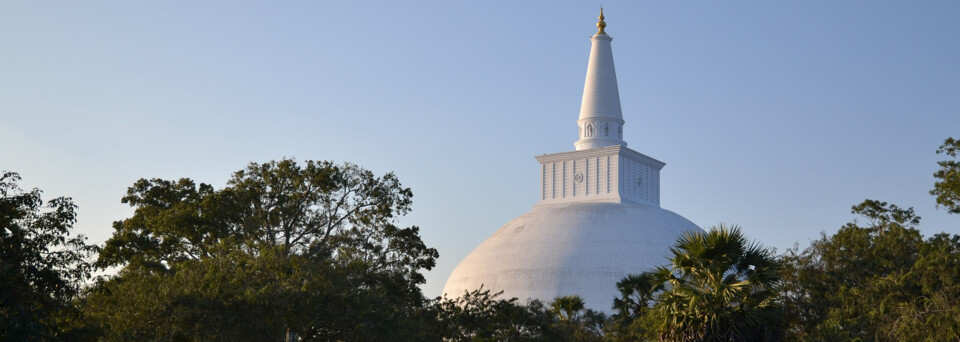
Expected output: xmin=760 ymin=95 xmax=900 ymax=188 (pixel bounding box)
xmin=597 ymin=8 xmax=607 ymax=34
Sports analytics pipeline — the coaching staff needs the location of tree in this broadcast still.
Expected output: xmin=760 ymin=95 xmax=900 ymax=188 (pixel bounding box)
xmin=890 ymin=232 xmax=960 ymax=340
xmin=551 ymin=295 xmax=586 ymax=322
xmin=0 ymin=171 xmax=99 ymax=340
xmin=932 ymin=137 xmax=960 ymax=214
xmin=780 ymin=200 xmax=922 ymax=340
xmin=781 ymin=199 xmax=960 ymax=341
xmin=83 ymin=160 xmax=438 ymax=341
xmin=634 ymin=224 xmax=783 ymax=342
xmin=96 ymin=159 xmax=425 ymax=271
xmin=548 ymin=295 xmax=604 ymax=342
xmin=431 ymin=287 xmax=556 ymax=341
xmin=607 ymin=273 xmax=663 ymax=341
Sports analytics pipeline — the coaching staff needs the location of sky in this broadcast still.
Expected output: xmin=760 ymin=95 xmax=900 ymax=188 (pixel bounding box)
xmin=2 ymin=1 xmax=958 ymax=298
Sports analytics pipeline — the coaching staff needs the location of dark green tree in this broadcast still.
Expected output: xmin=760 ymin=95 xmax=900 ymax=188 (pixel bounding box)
xmin=83 ymin=160 xmax=438 ymax=341
xmin=429 ymin=289 xmax=616 ymax=342
xmin=551 ymin=295 xmax=586 ymax=322
xmin=781 ymin=199 xmax=960 ymax=341
xmin=0 ymin=171 xmax=99 ymax=340
xmin=549 ymin=295 xmax=605 ymax=342
xmin=431 ymin=287 xmax=556 ymax=341
xmin=607 ymin=273 xmax=663 ymax=341
xmin=780 ymin=200 xmax=920 ymax=340
xmin=932 ymin=137 xmax=960 ymax=214
xmin=778 ymin=139 xmax=960 ymax=340
xmin=891 ymin=232 xmax=960 ymax=340
xmin=623 ymin=224 xmax=782 ymax=342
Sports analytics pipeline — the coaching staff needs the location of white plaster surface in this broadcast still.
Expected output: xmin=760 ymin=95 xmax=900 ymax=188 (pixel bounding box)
xmin=442 ymin=15 xmax=701 ymax=313
xmin=536 ymin=145 xmax=664 ymax=206
xmin=442 ymin=202 xmax=701 ymax=311
xmin=576 ymin=33 xmax=626 ymax=151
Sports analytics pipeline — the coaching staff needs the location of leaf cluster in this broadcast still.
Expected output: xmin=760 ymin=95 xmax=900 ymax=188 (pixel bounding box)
xmin=781 ymin=199 xmax=960 ymax=341
xmin=0 ymin=171 xmax=99 ymax=341
xmin=83 ymin=159 xmax=438 ymax=340
xmin=429 ymin=289 xmax=607 ymax=342
xmin=932 ymin=137 xmax=960 ymax=214
xmin=610 ymin=224 xmax=783 ymax=342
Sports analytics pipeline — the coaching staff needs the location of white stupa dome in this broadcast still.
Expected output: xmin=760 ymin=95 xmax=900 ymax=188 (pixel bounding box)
xmin=441 ymin=10 xmax=701 ymax=312
xmin=442 ymin=202 xmax=700 ymax=310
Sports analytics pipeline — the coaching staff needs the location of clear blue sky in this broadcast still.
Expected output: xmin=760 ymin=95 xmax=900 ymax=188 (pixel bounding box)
xmin=2 ymin=1 xmax=958 ymax=298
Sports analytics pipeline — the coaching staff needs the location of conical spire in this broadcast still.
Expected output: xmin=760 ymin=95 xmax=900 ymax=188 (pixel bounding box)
xmin=575 ymin=9 xmax=626 ymax=151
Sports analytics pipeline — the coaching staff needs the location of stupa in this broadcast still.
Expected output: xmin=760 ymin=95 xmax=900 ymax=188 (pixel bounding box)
xmin=442 ymin=10 xmax=701 ymax=311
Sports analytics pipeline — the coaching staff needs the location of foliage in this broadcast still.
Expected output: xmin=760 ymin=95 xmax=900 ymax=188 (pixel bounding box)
xmin=932 ymin=137 xmax=960 ymax=214
xmin=0 ymin=171 xmax=99 ymax=341
xmin=781 ymin=199 xmax=960 ymax=341
xmin=83 ymin=160 xmax=438 ymax=340
xmin=549 ymin=295 xmax=605 ymax=342
xmin=430 ymin=289 xmax=607 ymax=342
xmin=612 ymin=273 xmax=662 ymax=319
xmin=85 ymin=243 xmax=437 ymax=341
xmin=657 ymin=224 xmax=782 ymax=341
xmin=613 ymin=224 xmax=783 ymax=342
xmin=607 ymin=273 xmax=663 ymax=341
xmin=97 ymin=159 xmax=424 ymax=271
xmin=14 ymin=137 xmax=960 ymax=340
xmin=431 ymin=287 xmax=556 ymax=341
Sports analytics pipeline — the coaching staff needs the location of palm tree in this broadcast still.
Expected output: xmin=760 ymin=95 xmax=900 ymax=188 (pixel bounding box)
xmin=613 ymin=272 xmax=664 ymax=318
xmin=610 ymin=273 xmax=665 ymax=340
xmin=549 ymin=295 xmax=605 ymax=341
xmin=551 ymin=295 xmax=586 ymax=322
xmin=655 ymin=224 xmax=782 ymax=341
